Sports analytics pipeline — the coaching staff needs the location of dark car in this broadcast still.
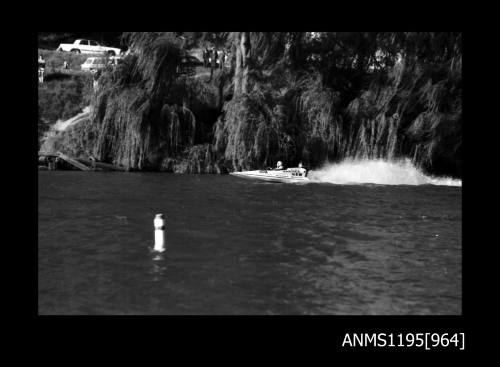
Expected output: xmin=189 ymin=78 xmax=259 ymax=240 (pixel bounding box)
xmin=181 ymin=55 xmax=203 ymax=67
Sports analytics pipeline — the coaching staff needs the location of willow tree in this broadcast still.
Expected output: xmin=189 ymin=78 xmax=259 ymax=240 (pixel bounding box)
xmin=51 ymin=32 xmax=461 ymax=176
xmin=213 ymin=32 xmax=294 ymax=169
xmin=232 ymin=32 xmax=251 ymax=96
xmin=53 ymin=32 xmax=197 ymax=169
xmin=214 ymin=32 xmax=461 ymax=176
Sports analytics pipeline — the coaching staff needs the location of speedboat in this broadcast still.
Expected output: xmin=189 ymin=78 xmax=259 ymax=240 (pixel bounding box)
xmin=230 ymin=167 xmax=310 ymax=183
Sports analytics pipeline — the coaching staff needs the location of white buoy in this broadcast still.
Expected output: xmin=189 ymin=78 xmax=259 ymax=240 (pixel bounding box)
xmin=154 ymin=214 xmax=166 ymax=252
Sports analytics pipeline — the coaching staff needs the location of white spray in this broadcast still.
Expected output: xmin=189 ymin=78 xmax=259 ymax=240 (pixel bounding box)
xmin=307 ymin=158 xmax=461 ymax=186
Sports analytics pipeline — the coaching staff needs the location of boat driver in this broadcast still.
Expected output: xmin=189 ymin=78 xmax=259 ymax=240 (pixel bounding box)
xmin=298 ymin=162 xmax=306 ymax=176
xmin=274 ymin=161 xmax=284 ymax=170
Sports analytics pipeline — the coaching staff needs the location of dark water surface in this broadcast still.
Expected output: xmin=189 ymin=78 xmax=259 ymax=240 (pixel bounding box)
xmin=38 ymin=171 xmax=461 ymax=315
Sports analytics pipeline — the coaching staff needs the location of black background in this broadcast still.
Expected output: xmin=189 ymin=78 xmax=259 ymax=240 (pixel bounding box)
xmin=6 ymin=1 xmax=487 ymax=359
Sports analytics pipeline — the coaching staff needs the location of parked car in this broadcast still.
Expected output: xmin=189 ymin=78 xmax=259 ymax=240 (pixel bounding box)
xmin=81 ymin=56 xmax=122 ymax=72
xmin=81 ymin=57 xmax=107 ymax=72
xmin=181 ymin=55 xmax=203 ymax=67
xmin=57 ymin=39 xmax=121 ymax=56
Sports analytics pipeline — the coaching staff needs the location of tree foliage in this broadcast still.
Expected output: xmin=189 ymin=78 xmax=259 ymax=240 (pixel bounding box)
xmin=213 ymin=31 xmax=461 ymax=176
xmin=50 ymin=32 xmax=462 ymax=177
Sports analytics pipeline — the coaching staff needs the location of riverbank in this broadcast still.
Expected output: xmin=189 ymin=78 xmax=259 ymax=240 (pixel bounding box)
xmin=39 ymin=48 xmax=102 ymax=72
xmin=38 ymin=33 xmax=461 ymax=179
xmin=38 ymin=49 xmax=94 ymax=150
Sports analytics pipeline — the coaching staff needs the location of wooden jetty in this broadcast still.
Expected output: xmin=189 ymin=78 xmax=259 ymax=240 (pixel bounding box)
xmin=57 ymin=152 xmax=91 ymax=171
xmin=75 ymin=157 xmax=128 ymax=172
xmin=38 ymin=151 xmax=127 ymax=171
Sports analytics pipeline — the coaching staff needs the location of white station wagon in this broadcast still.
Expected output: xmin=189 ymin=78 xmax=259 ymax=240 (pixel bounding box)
xmin=58 ymin=39 xmax=121 ymax=56
xmin=81 ymin=56 xmax=122 ymax=72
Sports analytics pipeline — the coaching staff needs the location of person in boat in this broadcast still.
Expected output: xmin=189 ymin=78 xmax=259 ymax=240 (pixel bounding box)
xmin=297 ymin=162 xmax=307 ymax=176
xmin=273 ymin=161 xmax=284 ymax=170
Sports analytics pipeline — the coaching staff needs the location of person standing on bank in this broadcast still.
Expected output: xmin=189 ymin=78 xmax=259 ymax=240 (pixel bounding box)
xmin=203 ymin=47 xmax=209 ymax=68
xmin=220 ymin=50 xmax=226 ymax=70
xmin=38 ymin=55 xmax=46 ymax=83
xmin=211 ymin=47 xmax=218 ymax=69
xmin=209 ymin=47 xmax=218 ymax=81
xmin=93 ymin=69 xmax=102 ymax=91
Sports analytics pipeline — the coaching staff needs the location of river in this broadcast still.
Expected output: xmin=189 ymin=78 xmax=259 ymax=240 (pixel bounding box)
xmin=38 ymin=167 xmax=461 ymax=315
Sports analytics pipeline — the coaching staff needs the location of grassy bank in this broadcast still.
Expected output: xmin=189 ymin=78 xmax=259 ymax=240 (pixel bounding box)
xmin=38 ymin=74 xmax=92 ymax=122
xmin=39 ymin=48 xmax=105 ymax=73
xmin=38 ymin=53 xmax=94 ymax=150
xmin=38 ymin=49 xmax=95 ymax=122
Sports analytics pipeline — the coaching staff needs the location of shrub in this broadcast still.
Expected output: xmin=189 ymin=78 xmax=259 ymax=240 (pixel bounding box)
xmin=38 ymin=73 xmax=93 ymax=123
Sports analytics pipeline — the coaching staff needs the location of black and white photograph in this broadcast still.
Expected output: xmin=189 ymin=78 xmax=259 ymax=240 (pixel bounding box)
xmin=37 ymin=32 xmax=462 ymax=318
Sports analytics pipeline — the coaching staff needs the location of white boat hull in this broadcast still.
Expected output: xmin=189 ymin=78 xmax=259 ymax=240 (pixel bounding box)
xmin=230 ymin=169 xmax=310 ymax=183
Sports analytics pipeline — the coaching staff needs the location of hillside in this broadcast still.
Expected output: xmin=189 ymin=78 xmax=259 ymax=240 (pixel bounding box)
xmin=39 ymin=32 xmax=462 ymax=178
xmin=38 ymin=49 xmax=94 ymax=149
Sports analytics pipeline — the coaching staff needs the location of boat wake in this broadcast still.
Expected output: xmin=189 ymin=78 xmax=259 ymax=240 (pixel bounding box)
xmin=308 ymin=159 xmax=462 ymax=187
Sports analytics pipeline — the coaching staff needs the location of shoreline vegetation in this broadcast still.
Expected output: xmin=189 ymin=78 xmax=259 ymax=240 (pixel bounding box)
xmin=39 ymin=32 xmax=462 ymax=178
